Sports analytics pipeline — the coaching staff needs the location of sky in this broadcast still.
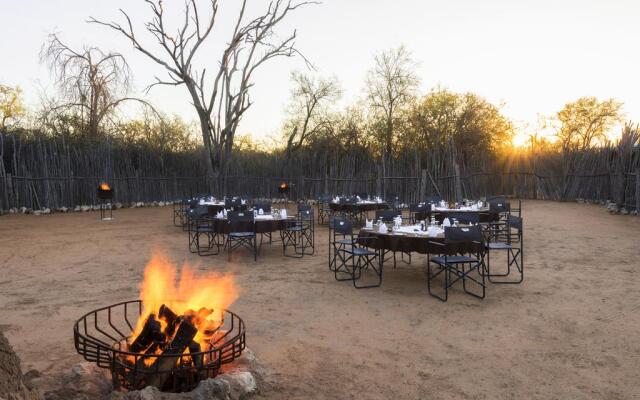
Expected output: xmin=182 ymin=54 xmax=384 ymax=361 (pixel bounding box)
xmin=1 ymin=0 xmax=639 ymax=143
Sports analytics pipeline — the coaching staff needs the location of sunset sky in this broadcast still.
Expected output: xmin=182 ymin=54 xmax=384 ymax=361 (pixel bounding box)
xmin=1 ymin=0 xmax=639 ymax=142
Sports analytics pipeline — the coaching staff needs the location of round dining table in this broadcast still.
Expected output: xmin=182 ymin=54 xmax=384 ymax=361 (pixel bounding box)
xmin=413 ymin=207 xmax=499 ymax=223
xmin=209 ymin=215 xmax=296 ymax=234
xmin=329 ymin=201 xmax=389 ymax=214
xmin=357 ymin=226 xmax=446 ymax=255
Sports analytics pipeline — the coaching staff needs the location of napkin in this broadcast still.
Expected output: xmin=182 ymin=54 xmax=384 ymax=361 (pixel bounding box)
xmin=427 ymin=226 xmax=438 ymax=237
xmin=241 ymin=199 xmax=246 ymax=205
xmin=280 ymin=209 xmax=287 ymax=218
xmin=393 ymin=216 xmax=403 ymax=227
xmin=431 ymin=203 xmax=436 ymax=211
xmin=258 ymin=208 xmax=264 ymax=215
xmin=199 ymin=199 xmax=205 ymax=205
xmin=365 ymin=219 xmax=373 ymax=229
xmin=379 ymin=223 xmax=388 ymax=234
xmin=443 ymin=218 xmax=451 ymax=227
xmin=216 ymin=211 xmax=223 ymax=219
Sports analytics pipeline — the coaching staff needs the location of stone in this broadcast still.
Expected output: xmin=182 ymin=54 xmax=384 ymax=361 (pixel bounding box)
xmin=152 ymin=201 xmax=159 ymax=207
xmin=74 ymin=205 xmax=81 ymax=212
xmin=42 ymin=208 xmax=51 ymax=215
xmin=92 ymin=205 xmax=101 ymax=211
xmin=0 ymin=331 xmax=43 ymax=400
xmin=19 ymin=206 xmax=28 ymax=214
xmin=80 ymin=205 xmax=91 ymax=212
xmin=9 ymin=207 xmax=18 ymax=214
xmin=33 ymin=210 xmax=42 ymax=216
xmin=620 ymin=208 xmax=629 ymax=215
xmin=137 ymin=202 xmax=145 ymax=208
xmin=57 ymin=207 xmax=69 ymax=213
xmin=114 ymin=202 xmax=123 ymax=209
xmin=158 ymin=201 xmax=165 ymax=207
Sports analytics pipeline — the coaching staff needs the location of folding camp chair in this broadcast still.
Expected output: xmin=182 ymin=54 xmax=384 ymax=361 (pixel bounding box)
xmin=486 ymin=215 xmax=523 ymax=284
xmin=427 ymin=225 xmax=487 ymax=302
xmin=226 ymin=211 xmax=257 ymax=261
xmin=332 ymin=218 xmax=381 ymax=288
xmin=282 ymin=208 xmax=315 ymax=257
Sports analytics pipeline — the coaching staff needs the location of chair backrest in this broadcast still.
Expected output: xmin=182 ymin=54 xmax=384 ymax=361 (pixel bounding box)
xmin=318 ymin=194 xmax=332 ymax=203
xmin=487 ymin=195 xmax=507 ymax=204
xmin=299 ymin=209 xmax=314 ymax=221
xmin=424 ymin=196 xmax=443 ymax=204
xmin=227 ymin=211 xmax=254 ymax=222
xmin=410 ymin=203 xmax=428 ymax=213
xmin=356 ymin=192 xmax=368 ymax=200
xmin=447 ymin=212 xmax=480 ymax=225
xmin=331 ymin=217 xmax=353 ymax=235
xmin=225 ymin=197 xmax=242 ymax=207
xmin=297 ymin=203 xmax=311 ymax=212
xmin=444 ymin=226 xmax=484 ymax=254
xmin=489 ymin=201 xmax=511 ymax=213
xmin=253 ymin=202 xmax=272 ymax=213
xmin=508 ymin=215 xmax=523 ymax=231
xmin=375 ymin=209 xmax=402 ymax=222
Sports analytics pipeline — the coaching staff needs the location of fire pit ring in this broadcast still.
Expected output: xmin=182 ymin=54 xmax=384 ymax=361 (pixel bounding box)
xmin=73 ymin=300 xmax=245 ymax=392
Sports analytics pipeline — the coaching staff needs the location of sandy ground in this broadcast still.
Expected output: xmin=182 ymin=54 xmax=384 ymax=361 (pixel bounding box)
xmin=1 ymin=200 xmax=639 ymax=399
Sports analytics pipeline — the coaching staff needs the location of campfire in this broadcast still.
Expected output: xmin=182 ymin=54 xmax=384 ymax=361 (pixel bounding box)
xmin=74 ymin=254 xmax=245 ymax=392
xmin=97 ymin=182 xmax=113 ymax=199
xmin=278 ymin=182 xmax=290 ymax=195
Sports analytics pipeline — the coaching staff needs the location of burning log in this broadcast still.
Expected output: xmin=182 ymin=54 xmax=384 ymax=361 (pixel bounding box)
xmin=128 ymin=314 xmax=164 ymax=353
xmin=159 ymin=304 xmax=179 ymax=337
xmin=146 ymin=319 xmax=198 ymax=389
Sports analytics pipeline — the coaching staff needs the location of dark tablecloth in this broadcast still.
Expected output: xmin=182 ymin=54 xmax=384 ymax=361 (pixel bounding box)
xmin=329 ymin=202 xmax=389 ymax=213
xmin=211 ymin=217 xmax=296 ymax=234
xmin=357 ymin=228 xmax=445 ymax=254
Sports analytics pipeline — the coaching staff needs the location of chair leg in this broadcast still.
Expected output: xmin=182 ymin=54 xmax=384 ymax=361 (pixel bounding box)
xmin=427 ymin=257 xmax=448 ymax=302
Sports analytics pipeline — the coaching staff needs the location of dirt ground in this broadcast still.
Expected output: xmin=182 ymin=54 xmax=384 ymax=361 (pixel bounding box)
xmin=1 ymin=200 xmax=639 ymax=399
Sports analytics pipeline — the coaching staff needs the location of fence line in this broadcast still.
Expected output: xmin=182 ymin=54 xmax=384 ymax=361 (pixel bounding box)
xmin=1 ymin=170 xmax=638 ymax=211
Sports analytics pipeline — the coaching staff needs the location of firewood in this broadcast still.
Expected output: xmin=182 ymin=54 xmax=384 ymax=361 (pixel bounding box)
xmin=128 ymin=314 xmax=163 ymax=353
xmin=158 ymin=304 xmax=179 ymax=337
xmin=146 ymin=319 xmax=198 ymax=389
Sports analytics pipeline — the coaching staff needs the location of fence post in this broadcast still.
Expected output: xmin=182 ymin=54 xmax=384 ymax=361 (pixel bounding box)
xmin=324 ymin=173 xmax=328 ymax=196
xmin=420 ymin=169 xmax=427 ymax=200
xmin=635 ymin=168 xmax=640 ymax=213
xmin=299 ymin=175 xmax=305 ymax=201
xmin=1 ymin=174 xmax=7 ymax=210
xmin=454 ymin=162 xmax=463 ymax=202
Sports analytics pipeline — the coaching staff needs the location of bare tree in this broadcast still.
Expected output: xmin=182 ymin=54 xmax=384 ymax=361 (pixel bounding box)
xmin=366 ymin=46 xmax=419 ymax=194
xmin=40 ymin=33 xmax=151 ymax=137
xmin=283 ymin=72 xmax=340 ymax=173
xmin=89 ymin=0 xmax=316 ymax=193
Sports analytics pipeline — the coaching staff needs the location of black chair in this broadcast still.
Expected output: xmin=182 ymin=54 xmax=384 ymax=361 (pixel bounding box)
xmin=173 ymin=198 xmax=189 ymax=227
xmin=225 ymin=197 xmax=247 ymax=212
xmin=427 ymin=225 xmax=486 ymax=302
xmin=424 ymin=196 xmax=443 ymax=205
xmin=409 ymin=203 xmax=429 ymax=223
xmin=297 ymin=202 xmax=311 ymax=213
xmin=252 ymin=202 xmax=272 ymax=214
xmin=328 ymin=216 xmax=357 ymax=272
xmin=186 ymin=206 xmax=221 ymax=256
xmin=375 ymin=209 xmax=401 ymax=223
xmin=446 ymin=212 xmax=480 ymax=225
xmin=282 ymin=209 xmax=315 ymax=257
xmin=356 ymin=192 xmax=369 ymax=200
xmin=386 ymin=194 xmax=401 ymax=210
xmin=317 ymin=194 xmax=333 ymax=225
xmin=486 ymin=200 xmax=511 ymax=241
xmin=486 ymin=216 xmax=523 ymax=284
xmin=332 ymin=218 xmax=381 ymax=288
xmin=226 ymin=211 xmax=257 ymax=261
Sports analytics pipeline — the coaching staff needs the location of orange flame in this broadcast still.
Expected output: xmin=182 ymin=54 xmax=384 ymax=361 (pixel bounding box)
xmin=279 ymin=182 xmax=288 ymax=189
xmin=130 ymin=253 xmax=239 ymax=351
xmin=99 ymin=182 xmax=111 ymax=191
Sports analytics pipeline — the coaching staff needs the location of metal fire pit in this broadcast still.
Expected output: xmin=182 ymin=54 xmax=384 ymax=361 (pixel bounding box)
xmin=74 ymin=300 xmax=246 ymax=392
xmin=97 ymin=182 xmax=114 ymax=220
